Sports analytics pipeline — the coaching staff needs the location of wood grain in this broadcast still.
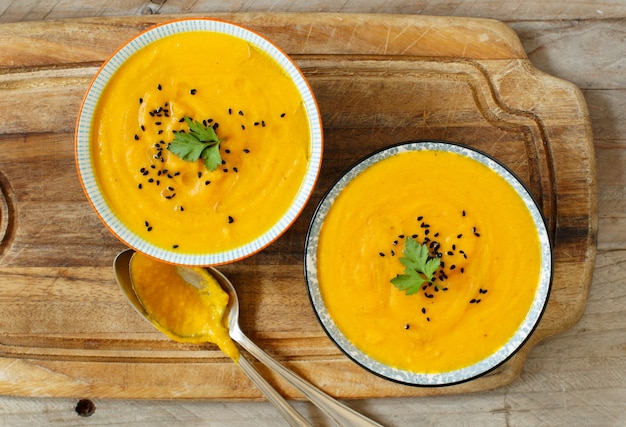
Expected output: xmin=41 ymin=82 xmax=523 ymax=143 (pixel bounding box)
xmin=0 ymin=13 xmax=596 ymax=402
xmin=1 ymin=0 xmax=626 ymax=23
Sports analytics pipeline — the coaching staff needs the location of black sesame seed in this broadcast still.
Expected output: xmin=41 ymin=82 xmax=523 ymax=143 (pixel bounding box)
xmin=280 ymin=113 xmax=286 ymax=118
xmin=190 ymin=88 xmax=197 ymax=95
xmin=447 ymin=251 xmax=454 ymax=256
xmin=461 ymin=267 xmax=465 ymax=273
xmin=379 ymin=252 xmax=385 ymax=257
xmin=178 ymin=117 xmax=185 ymax=123
xmin=197 ymin=172 xmax=202 ymax=179
xmin=425 ymin=229 xmax=430 ymax=235
xmin=228 ymin=108 xmax=232 ymax=115
xmin=241 ymin=125 xmax=245 ymax=130
xmin=450 ymin=264 xmax=456 ymax=270
xmin=138 ymin=183 xmax=142 ymax=189
xmin=134 ymin=134 xmax=139 ymax=140
xmin=390 ymin=250 xmax=395 ymax=256
xmin=147 ymin=226 xmax=153 ymax=232
xmin=421 ymin=307 xmax=426 ymax=314
xmin=462 ymin=210 xmax=466 ymax=216
xmin=150 ymin=165 xmax=156 ymax=169
xmin=457 ymin=234 xmax=463 ymax=238
xmin=205 ymin=181 xmax=210 ymax=185
xmin=393 ymin=240 xmax=398 ymax=246
xmin=243 ymin=148 xmax=250 ymax=153
xmin=225 ymin=149 xmax=231 ymax=154
xmin=139 ymin=98 xmax=143 ymax=104
xmin=173 ymin=244 xmax=179 ymax=249
xmin=238 ymin=110 xmax=244 ymax=116
xmin=223 ymin=168 xmax=228 ymax=173
xmin=412 ymin=234 xmax=418 ymax=239
xmin=174 ymin=171 xmax=180 ymax=176
xmin=157 ymin=84 xmax=162 ymax=90
xmin=228 ymin=216 xmax=234 ymax=224
xmin=470 ymin=299 xmax=477 ymax=304
xmin=404 ymin=324 xmax=410 ymax=330
xmin=141 ymin=125 xmax=145 ymax=131
xmin=398 ymin=234 xmax=405 ymax=238
xmin=254 ymin=122 xmax=260 ymax=126
xmin=148 ymin=178 xmax=154 ymax=183
xmin=167 ymin=186 xmax=174 ymax=191
xmin=261 ymin=120 xmax=266 ymax=127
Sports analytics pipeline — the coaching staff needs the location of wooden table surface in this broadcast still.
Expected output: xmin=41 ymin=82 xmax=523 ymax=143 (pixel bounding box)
xmin=0 ymin=1 xmax=624 ymax=426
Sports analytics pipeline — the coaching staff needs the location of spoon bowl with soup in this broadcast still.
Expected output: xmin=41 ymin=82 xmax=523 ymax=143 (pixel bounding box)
xmin=115 ymin=249 xmax=383 ymax=427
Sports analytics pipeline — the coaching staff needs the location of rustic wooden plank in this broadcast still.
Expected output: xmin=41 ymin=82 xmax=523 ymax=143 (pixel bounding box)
xmin=510 ymin=19 xmax=626 ymax=90
xmin=1 ymin=0 xmax=625 ymax=23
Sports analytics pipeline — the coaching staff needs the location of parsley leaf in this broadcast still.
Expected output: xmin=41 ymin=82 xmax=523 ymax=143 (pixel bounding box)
xmin=391 ymin=238 xmax=441 ymax=296
xmin=168 ymin=117 xmax=221 ymax=171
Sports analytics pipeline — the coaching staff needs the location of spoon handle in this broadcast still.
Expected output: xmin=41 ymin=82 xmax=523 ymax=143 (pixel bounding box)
xmin=234 ymin=331 xmax=383 ymax=427
xmin=237 ymin=355 xmax=312 ymax=427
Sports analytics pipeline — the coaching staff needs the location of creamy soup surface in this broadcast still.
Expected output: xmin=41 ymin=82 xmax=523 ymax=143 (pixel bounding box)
xmin=316 ymin=150 xmax=542 ymax=373
xmin=91 ymin=30 xmax=310 ymax=254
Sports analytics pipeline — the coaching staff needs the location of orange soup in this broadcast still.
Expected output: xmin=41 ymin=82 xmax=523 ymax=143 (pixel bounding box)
xmin=316 ymin=149 xmax=542 ymax=373
xmin=91 ymin=30 xmax=310 ymax=254
xmin=130 ymin=252 xmax=239 ymax=360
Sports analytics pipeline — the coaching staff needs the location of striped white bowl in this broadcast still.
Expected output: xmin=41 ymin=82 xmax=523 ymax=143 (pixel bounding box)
xmin=76 ymin=18 xmax=323 ymax=266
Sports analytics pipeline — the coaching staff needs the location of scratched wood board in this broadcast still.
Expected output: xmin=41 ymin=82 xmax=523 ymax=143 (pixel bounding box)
xmin=0 ymin=13 xmax=596 ymax=398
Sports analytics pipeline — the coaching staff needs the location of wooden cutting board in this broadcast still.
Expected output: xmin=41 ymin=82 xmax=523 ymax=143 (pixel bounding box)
xmin=0 ymin=13 xmax=596 ymax=399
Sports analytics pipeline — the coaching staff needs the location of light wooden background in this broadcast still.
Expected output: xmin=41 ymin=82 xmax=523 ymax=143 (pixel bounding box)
xmin=0 ymin=1 xmax=624 ymax=426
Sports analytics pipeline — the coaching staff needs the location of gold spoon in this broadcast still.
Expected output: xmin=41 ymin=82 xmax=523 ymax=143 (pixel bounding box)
xmin=114 ymin=249 xmax=383 ymax=426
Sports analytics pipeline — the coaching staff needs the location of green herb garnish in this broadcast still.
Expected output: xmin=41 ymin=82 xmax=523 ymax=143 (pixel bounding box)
xmin=168 ymin=117 xmax=222 ymax=171
xmin=391 ymin=238 xmax=441 ymax=296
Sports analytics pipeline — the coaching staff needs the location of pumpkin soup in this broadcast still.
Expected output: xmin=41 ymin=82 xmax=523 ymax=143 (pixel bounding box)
xmin=90 ymin=30 xmax=310 ymax=254
xmin=316 ymin=149 xmax=543 ymax=373
xmin=130 ymin=252 xmax=239 ymax=360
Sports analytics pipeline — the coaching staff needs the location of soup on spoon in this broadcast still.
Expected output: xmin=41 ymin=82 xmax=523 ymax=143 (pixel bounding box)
xmin=129 ymin=251 xmax=239 ymax=360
